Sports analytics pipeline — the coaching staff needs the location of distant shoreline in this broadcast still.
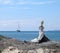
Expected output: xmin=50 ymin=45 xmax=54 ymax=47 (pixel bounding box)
xmin=0 ymin=30 xmax=60 ymax=32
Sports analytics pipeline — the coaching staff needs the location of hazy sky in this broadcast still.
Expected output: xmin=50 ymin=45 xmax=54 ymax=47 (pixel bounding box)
xmin=0 ymin=0 xmax=60 ymax=31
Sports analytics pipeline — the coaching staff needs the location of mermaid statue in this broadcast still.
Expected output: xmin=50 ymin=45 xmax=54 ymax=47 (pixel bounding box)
xmin=31 ymin=21 xmax=49 ymax=43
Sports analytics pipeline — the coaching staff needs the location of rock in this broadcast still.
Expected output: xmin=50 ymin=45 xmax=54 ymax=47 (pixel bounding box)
xmin=0 ymin=35 xmax=60 ymax=53
xmin=38 ymin=35 xmax=50 ymax=43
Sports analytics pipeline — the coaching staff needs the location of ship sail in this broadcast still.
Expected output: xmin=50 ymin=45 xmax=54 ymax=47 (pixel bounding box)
xmin=16 ymin=24 xmax=20 ymax=32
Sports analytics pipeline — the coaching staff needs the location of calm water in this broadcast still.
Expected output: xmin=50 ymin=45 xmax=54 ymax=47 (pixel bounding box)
xmin=0 ymin=31 xmax=60 ymax=41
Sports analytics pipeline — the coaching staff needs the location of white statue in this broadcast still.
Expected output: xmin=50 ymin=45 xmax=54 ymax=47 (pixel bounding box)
xmin=38 ymin=21 xmax=44 ymax=41
xmin=31 ymin=21 xmax=44 ymax=42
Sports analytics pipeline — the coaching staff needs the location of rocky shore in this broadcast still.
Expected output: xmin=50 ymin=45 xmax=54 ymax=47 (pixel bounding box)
xmin=0 ymin=35 xmax=60 ymax=53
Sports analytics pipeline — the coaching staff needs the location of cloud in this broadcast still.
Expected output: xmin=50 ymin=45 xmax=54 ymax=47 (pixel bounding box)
xmin=0 ymin=19 xmax=40 ymax=31
xmin=0 ymin=0 xmax=56 ymax=10
xmin=0 ymin=0 xmax=16 ymax=5
xmin=0 ymin=0 xmax=13 ymax=5
xmin=16 ymin=1 xmax=56 ymax=5
xmin=9 ymin=6 xmax=32 ymax=10
xmin=3 ymin=0 xmax=11 ymax=4
xmin=0 ymin=0 xmax=56 ymax=5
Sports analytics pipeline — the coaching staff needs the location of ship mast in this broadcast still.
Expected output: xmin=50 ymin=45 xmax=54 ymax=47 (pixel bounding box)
xmin=17 ymin=24 xmax=20 ymax=32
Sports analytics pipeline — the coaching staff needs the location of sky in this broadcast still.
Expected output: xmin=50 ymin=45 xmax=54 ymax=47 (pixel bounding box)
xmin=0 ymin=0 xmax=60 ymax=31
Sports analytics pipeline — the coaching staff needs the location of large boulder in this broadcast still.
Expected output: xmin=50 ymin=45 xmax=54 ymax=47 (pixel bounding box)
xmin=39 ymin=35 xmax=50 ymax=43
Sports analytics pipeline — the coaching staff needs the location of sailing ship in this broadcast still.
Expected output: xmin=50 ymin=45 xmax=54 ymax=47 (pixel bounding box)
xmin=16 ymin=24 xmax=20 ymax=32
xmin=16 ymin=29 xmax=20 ymax=32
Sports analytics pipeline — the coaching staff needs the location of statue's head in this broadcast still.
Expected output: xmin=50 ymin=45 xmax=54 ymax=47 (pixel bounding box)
xmin=39 ymin=21 xmax=44 ymax=30
xmin=41 ymin=21 xmax=44 ymax=25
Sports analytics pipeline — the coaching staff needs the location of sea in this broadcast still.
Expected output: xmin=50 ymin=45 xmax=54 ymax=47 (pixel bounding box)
xmin=0 ymin=31 xmax=60 ymax=42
